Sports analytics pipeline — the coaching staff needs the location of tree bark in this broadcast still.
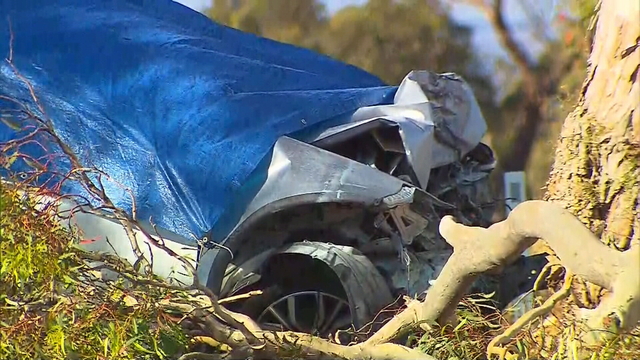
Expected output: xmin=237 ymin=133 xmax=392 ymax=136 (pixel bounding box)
xmin=544 ymin=0 xmax=639 ymax=301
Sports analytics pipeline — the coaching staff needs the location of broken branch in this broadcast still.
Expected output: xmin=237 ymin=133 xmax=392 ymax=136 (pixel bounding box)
xmin=362 ymin=200 xmax=638 ymax=356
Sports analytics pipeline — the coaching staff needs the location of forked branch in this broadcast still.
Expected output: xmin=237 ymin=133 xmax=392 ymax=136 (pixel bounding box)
xmin=363 ymin=200 xmax=639 ymax=357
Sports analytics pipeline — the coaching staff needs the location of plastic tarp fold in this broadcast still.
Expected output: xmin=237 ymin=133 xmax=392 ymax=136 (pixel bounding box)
xmin=0 ymin=0 xmax=398 ymax=241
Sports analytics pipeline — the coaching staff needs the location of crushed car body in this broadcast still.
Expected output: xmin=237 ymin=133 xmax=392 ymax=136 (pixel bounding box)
xmin=0 ymin=0 xmax=545 ymax=336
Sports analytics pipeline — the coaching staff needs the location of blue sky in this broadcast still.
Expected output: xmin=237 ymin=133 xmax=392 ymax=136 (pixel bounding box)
xmin=174 ymin=0 xmax=555 ymax=64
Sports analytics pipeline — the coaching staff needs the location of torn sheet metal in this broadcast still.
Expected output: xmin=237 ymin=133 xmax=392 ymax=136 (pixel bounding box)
xmin=311 ymin=71 xmax=488 ymax=189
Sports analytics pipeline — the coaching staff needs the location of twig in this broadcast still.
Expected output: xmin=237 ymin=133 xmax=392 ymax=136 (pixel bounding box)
xmin=178 ymin=352 xmax=232 ymax=360
xmin=6 ymin=16 xmax=13 ymax=62
xmin=487 ymin=270 xmax=575 ymax=359
xmin=219 ymin=291 xmax=263 ymax=305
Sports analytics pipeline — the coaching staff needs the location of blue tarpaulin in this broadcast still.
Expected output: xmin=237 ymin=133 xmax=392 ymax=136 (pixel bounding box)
xmin=0 ymin=0 xmax=397 ymax=241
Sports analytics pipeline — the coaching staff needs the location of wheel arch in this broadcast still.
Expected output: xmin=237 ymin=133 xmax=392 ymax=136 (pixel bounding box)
xmin=200 ymin=193 xmax=390 ymax=296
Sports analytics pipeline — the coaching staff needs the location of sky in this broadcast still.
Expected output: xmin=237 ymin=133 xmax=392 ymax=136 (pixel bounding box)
xmin=174 ymin=0 xmax=557 ymax=65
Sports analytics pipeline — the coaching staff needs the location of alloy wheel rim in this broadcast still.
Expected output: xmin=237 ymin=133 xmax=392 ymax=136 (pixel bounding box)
xmin=256 ymin=290 xmax=352 ymax=336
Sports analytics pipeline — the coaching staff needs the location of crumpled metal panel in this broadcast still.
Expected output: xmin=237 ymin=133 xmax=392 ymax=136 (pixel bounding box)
xmin=208 ymin=136 xmax=405 ymax=243
xmin=394 ymin=71 xmax=487 ymax=169
xmin=220 ymin=71 xmax=490 ymax=251
xmin=310 ymin=71 xmax=487 ymax=188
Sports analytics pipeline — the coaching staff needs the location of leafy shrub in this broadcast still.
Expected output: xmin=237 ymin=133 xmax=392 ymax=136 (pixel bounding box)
xmin=0 ymin=182 xmax=189 ymax=360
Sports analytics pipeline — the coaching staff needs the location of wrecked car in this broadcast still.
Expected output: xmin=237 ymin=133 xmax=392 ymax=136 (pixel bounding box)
xmin=0 ymin=0 xmax=543 ymax=337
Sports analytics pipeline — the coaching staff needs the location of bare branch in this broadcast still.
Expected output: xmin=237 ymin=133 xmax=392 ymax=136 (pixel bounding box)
xmin=469 ymin=0 xmax=538 ymax=93
xmin=361 ymin=200 xmax=638 ymax=357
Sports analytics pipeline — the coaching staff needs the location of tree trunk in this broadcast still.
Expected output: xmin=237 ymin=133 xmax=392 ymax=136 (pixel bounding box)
xmin=544 ymin=0 xmax=639 ymax=303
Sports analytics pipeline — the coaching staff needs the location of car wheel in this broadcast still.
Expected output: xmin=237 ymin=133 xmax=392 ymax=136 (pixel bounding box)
xmin=226 ymin=242 xmax=394 ymax=339
xmin=240 ymin=280 xmax=352 ymax=337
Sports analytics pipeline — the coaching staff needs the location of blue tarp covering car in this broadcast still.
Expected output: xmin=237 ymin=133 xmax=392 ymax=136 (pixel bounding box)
xmin=0 ymin=0 xmax=399 ymax=241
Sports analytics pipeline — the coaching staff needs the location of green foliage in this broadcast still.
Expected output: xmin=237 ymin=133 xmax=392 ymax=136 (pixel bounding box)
xmin=207 ymin=0 xmax=327 ymax=49
xmin=411 ymin=293 xmax=640 ymax=360
xmin=0 ymin=188 xmax=73 ymax=300
xmin=0 ymin=183 xmax=189 ymax=360
xmin=320 ymin=0 xmax=479 ymax=85
xmin=416 ymin=296 xmax=505 ymax=360
xmin=521 ymin=321 xmax=640 ymax=360
xmin=206 ymin=0 xmax=496 ymax=101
